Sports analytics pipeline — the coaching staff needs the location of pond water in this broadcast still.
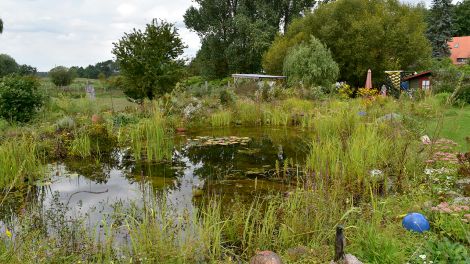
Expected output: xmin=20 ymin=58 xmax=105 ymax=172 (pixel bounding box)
xmin=1 ymin=127 xmax=310 ymax=229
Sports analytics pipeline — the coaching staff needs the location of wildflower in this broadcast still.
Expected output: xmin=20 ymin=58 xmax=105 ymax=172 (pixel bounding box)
xmin=5 ymin=229 xmax=12 ymax=238
xmin=419 ymin=254 xmax=427 ymax=260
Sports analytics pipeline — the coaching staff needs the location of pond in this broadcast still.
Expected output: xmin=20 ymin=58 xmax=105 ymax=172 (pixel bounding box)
xmin=0 ymin=127 xmax=310 ymax=230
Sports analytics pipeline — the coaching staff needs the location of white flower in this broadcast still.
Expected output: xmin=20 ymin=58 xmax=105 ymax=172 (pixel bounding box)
xmin=370 ymin=169 xmax=383 ymax=177
xmin=419 ymin=254 xmax=427 ymax=260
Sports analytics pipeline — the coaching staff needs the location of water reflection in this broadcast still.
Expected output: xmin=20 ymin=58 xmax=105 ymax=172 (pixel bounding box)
xmin=1 ymin=127 xmax=309 ymax=227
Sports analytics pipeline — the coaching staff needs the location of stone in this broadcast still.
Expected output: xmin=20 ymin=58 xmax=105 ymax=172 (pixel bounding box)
xmin=330 ymin=254 xmax=363 ymax=264
xmin=250 ymin=251 xmax=283 ymax=264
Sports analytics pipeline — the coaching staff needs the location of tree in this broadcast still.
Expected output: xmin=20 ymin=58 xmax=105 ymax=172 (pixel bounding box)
xmin=264 ymin=0 xmax=431 ymax=86
xmin=184 ymin=0 xmax=318 ymax=79
xmin=49 ymin=66 xmax=75 ymax=87
xmin=112 ymin=19 xmax=185 ymax=102
xmin=0 ymin=75 xmax=44 ymax=123
xmin=0 ymin=18 xmax=3 ymax=34
xmin=283 ymin=36 xmax=339 ymax=88
xmin=18 ymin=64 xmax=37 ymax=76
xmin=453 ymin=0 xmax=470 ymax=36
xmin=0 ymin=54 xmax=18 ymax=77
xmin=427 ymin=0 xmax=454 ymax=58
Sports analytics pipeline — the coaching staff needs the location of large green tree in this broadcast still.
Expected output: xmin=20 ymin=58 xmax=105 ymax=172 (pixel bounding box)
xmin=453 ymin=0 xmax=470 ymax=36
xmin=0 ymin=54 xmax=18 ymax=77
xmin=0 ymin=18 xmax=3 ymax=33
xmin=112 ymin=19 xmax=185 ymax=102
xmin=263 ymin=0 xmax=431 ymax=86
xmin=184 ymin=0 xmax=318 ymax=79
xmin=427 ymin=0 xmax=454 ymax=58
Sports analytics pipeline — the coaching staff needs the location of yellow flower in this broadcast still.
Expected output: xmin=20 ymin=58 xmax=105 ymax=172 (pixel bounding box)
xmin=5 ymin=229 xmax=12 ymax=238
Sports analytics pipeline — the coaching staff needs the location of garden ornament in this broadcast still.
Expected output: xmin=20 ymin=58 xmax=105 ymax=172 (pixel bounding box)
xmin=402 ymin=213 xmax=430 ymax=233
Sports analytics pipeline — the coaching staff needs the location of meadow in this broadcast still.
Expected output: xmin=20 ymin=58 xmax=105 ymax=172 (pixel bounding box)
xmin=0 ymin=78 xmax=468 ymax=264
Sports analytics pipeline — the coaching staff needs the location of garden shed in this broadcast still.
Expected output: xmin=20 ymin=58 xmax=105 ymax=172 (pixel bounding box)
xmin=402 ymin=71 xmax=432 ymax=91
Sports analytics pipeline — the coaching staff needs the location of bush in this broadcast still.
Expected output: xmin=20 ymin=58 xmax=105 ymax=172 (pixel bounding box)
xmin=49 ymin=66 xmax=75 ymax=87
xmin=283 ymin=36 xmax=339 ymax=89
xmin=0 ymin=75 xmax=44 ymax=122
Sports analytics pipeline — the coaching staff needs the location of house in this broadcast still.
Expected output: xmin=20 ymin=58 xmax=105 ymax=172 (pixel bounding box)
xmin=402 ymin=71 xmax=432 ymax=91
xmin=448 ymin=36 xmax=470 ymax=65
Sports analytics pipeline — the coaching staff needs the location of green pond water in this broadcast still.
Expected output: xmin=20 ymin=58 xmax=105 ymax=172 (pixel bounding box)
xmin=1 ymin=127 xmax=310 ymax=229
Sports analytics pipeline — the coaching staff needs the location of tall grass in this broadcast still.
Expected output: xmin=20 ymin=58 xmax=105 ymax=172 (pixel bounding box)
xmin=0 ymin=137 xmax=44 ymax=187
xmin=236 ymin=100 xmax=262 ymax=126
xmin=210 ymin=110 xmax=232 ymax=127
xmin=305 ymin=102 xmax=420 ymax=198
xmin=130 ymin=106 xmax=172 ymax=162
xmin=68 ymin=133 xmax=92 ymax=158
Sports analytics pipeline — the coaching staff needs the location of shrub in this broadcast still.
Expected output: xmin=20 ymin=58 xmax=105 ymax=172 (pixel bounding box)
xmin=49 ymin=66 xmax=75 ymax=87
xmin=0 ymin=75 xmax=44 ymax=122
xmin=219 ymin=89 xmax=236 ymax=106
xmin=283 ymin=36 xmax=339 ymax=89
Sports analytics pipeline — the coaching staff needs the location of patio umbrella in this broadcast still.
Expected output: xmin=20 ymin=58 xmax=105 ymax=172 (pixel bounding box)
xmin=365 ymin=69 xmax=372 ymax=89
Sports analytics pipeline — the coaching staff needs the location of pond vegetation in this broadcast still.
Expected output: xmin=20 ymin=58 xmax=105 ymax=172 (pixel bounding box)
xmin=0 ymin=79 xmax=468 ymax=263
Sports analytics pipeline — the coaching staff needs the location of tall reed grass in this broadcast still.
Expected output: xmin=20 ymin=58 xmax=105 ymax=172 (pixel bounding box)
xmin=0 ymin=137 xmax=44 ymax=187
xmin=130 ymin=106 xmax=172 ymax=162
xmin=210 ymin=110 xmax=232 ymax=127
xmin=68 ymin=133 xmax=92 ymax=158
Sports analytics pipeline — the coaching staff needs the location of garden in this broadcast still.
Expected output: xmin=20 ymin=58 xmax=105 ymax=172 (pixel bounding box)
xmin=0 ymin=0 xmax=469 ymax=263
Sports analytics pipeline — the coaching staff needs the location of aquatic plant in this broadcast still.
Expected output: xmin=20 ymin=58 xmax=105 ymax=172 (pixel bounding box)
xmin=130 ymin=108 xmax=172 ymax=162
xmin=0 ymin=137 xmax=44 ymax=187
xmin=210 ymin=110 xmax=232 ymax=127
xmin=68 ymin=133 xmax=91 ymax=158
xmin=235 ymin=100 xmax=262 ymax=126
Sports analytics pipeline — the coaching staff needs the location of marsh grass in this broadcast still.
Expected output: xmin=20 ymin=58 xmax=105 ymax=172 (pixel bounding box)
xmin=130 ymin=107 xmax=172 ymax=162
xmin=68 ymin=133 xmax=91 ymax=158
xmin=0 ymin=137 xmax=44 ymax=187
xmin=210 ymin=110 xmax=232 ymax=127
xmin=236 ymin=100 xmax=262 ymax=126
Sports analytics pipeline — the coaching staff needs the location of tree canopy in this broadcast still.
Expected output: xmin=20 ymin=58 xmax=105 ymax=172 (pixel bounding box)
xmin=453 ymin=0 xmax=470 ymax=36
xmin=70 ymin=60 xmax=119 ymax=79
xmin=184 ymin=0 xmax=319 ymax=79
xmin=0 ymin=54 xmax=18 ymax=77
xmin=427 ymin=0 xmax=454 ymax=58
xmin=263 ymin=0 xmax=431 ymax=86
xmin=0 ymin=18 xmax=3 ymax=34
xmin=283 ymin=36 xmax=339 ymax=88
xmin=112 ymin=19 xmax=185 ymax=102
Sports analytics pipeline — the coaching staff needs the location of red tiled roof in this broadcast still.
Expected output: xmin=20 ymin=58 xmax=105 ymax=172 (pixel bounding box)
xmin=448 ymin=36 xmax=470 ymax=64
xmin=403 ymin=71 xmax=432 ymax=81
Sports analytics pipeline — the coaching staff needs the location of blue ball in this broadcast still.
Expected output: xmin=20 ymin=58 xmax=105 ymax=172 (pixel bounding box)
xmin=402 ymin=213 xmax=430 ymax=233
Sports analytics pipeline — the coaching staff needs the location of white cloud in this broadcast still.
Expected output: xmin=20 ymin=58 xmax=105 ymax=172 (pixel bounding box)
xmin=0 ymin=0 xmax=200 ymax=71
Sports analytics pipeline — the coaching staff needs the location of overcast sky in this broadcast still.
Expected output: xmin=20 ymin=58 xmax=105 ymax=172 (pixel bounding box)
xmin=0 ymin=0 xmax=438 ymax=71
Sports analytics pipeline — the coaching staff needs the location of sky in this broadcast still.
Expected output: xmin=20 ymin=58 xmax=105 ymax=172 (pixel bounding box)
xmin=0 ymin=0 xmax=442 ymax=71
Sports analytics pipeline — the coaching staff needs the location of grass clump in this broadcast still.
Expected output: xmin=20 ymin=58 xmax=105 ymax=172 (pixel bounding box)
xmin=210 ymin=110 xmax=232 ymax=127
xmin=0 ymin=137 xmax=44 ymax=187
xmin=130 ymin=107 xmax=172 ymax=162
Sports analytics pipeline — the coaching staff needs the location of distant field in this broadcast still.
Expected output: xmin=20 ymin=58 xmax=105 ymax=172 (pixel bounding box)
xmin=40 ymin=77 xmax=138 ymax=112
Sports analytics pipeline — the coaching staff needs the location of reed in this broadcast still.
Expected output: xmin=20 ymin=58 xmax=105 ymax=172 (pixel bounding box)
xmin=68 ymin=133 xmax=91 ymax=158
xmin=236 ymin=100 xmax=262 ymax=125
xmin=210 ymin=110 xmax=232 ymax=127
xmin=130 ymin=107 xmax=172 ymax=162
xmin=0 ymin=137 xmax=44 ymax=187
